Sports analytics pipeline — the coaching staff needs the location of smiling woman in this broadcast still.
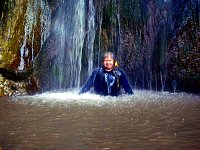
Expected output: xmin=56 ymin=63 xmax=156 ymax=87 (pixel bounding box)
xmin=102 ymin=52 xmax=115 ymax=71
xmin=79 ymin=52 xmax=133 ymax=96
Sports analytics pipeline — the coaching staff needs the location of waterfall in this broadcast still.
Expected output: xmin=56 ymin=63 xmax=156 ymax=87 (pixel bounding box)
xmin=87 ymin=0 xmax=96 ymax=75
xmin=70 ymin=0 xmax=85 ymax=88
xmin=98 ymin=13 xmax=103 ymax=66
xmin=52 ymin=0 xmax=86 ymax=89
xmin=18 ymin=0 xmax=31 ymax=71
xmin=116 ymin=1 xmax=121 ymax=55
xmin=18 ymin=0 xmax=51 ymax=70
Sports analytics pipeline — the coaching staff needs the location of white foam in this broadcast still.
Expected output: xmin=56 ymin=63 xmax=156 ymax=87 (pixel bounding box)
xmin=12 ymin=90 xmax=199 ymax=107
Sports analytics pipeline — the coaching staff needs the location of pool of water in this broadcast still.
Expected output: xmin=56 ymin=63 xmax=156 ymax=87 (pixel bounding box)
xmin=0 ymin=90 xmax=200 ymax=149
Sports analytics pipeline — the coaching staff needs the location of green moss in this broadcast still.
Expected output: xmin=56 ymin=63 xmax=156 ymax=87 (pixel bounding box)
xmin=0 ymin=0 xmax=28 ymax=69
xmin=0 ymin=0 xmax=43 ymax=70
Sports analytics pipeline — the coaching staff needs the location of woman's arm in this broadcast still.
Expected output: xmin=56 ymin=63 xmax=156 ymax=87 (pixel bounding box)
xmin=120 ymin=70 xmax=134 ymax=95
xmin=79 ymin=68 xmax=98 ymax=94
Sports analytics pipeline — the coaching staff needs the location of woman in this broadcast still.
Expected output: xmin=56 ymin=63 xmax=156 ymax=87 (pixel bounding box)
xmin=79 ymin=52 xmax=133 ymax=96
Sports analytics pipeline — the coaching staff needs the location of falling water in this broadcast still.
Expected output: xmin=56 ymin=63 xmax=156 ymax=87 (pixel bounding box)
xmin=116 ymin=1 xmax=121 ymax=55
xmin=69 ymin=0 xmax=85 ymax=88
xmin=52 ymin=0 xmax=85 ymax=89
xmin=18 ymin=0 xmax=31 ymax=71
xmin=172 ymin=79 xmax=177 ymax=93
xmin=18 ymin=0 xmax=51 ymax=70
xmin=18 ymin=28 xmax=27 ymax=70
xmin=98 ymin=13 xmax=103 ymax=66
xmin=86 ymin=0 xmax=96 ymax=75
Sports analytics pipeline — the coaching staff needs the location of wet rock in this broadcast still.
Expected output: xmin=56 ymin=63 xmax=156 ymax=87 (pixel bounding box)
xmin=0 ymin=74 xmax=38 ymax=96
xmin=0 ymin=68 xmax=33 ymax=81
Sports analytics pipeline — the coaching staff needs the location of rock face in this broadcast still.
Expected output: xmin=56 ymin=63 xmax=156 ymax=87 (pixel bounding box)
xmin=0 ymin=0 xmax=199 ymax=95
xmin=0 ymin=0 xmax=51 ymax=95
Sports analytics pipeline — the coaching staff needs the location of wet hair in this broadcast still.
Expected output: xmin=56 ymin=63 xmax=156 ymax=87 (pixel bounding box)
xmin=102 ymin=52 xmax=116 ymax=62
xmin=102 ymin=52 xmax=118 ymax=69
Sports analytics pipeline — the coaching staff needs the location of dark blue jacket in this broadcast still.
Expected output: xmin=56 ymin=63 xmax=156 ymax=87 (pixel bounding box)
xmin=80 ymin=67 xmax=133 ymax=96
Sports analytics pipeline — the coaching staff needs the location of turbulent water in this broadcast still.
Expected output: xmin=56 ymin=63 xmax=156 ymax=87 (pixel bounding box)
xmin=0 ymin=90 xmax=200 ymax=149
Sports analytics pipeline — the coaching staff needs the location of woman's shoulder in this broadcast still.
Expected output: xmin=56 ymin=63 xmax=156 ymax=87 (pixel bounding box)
xmin=115 ymin=67 xmax=125 ymax=73
xmin=91 ymin=67 xmax=103 ymax=75
xmin=115 ymin=67 xmax=127 ymax=76
xmin=93 ymin=67 xmax=102 ymax=72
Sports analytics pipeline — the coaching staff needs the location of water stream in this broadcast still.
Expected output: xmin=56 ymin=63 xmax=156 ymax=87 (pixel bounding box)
xmin=18 ymin=0 xmax=51 ymax=70
xmin=0 ymin=90 xmax=200 ymax=149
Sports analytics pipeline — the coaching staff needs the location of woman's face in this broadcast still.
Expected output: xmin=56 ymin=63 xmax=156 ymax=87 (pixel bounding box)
xmin=103 ymin=56 xmax=114 ymax=71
